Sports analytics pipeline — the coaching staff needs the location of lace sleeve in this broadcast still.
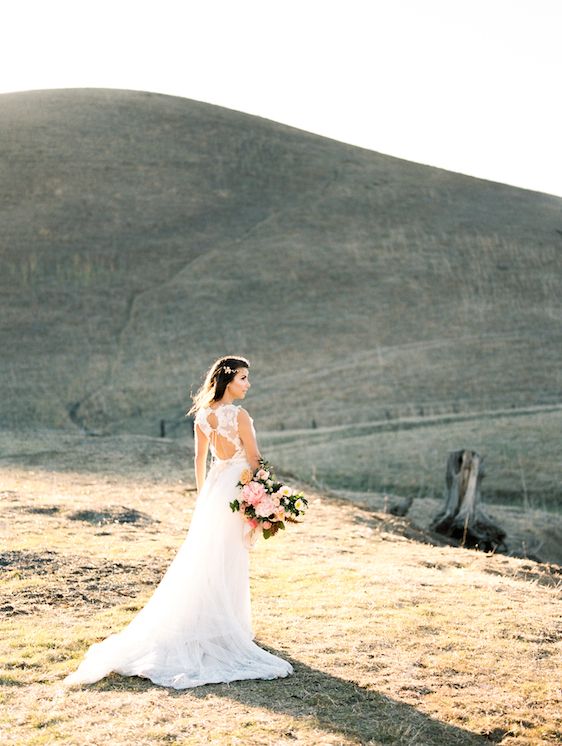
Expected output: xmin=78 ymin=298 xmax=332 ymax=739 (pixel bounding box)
xmin=194 ymin=409 xmax=212 ymax=438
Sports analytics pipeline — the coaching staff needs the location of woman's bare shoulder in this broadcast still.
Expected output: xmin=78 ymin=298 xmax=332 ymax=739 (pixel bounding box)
xmin=237 ymin=407 xmax=254 ymax=423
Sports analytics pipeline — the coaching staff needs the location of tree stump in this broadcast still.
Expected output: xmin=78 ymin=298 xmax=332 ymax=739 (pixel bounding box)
xmin=430 ymin=449 xmax=506 ymax=552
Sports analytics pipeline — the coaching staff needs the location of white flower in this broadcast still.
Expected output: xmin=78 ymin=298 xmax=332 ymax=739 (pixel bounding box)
xmin=266 ymin=479 xmax=273 ymax=487
xmin=280 ymin=485 xmax=292 ymax=497
xmin=294 ymin=498 xmax=304 ymax=511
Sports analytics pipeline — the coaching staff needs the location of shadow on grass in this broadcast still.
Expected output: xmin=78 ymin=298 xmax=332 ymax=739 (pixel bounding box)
xmin=93 ymin=648 xmax=491 ymax=745
xmin=0 ymin=677 xmax=27 ymax=687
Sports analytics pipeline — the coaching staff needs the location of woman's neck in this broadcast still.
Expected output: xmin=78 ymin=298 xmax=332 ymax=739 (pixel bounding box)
xmin=213 ymin=395 xmax=235 ymax=406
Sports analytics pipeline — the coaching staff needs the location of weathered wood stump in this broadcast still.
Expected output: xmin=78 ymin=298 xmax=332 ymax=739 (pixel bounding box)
xmin=430 ymin=449 xmax=506 ymax=552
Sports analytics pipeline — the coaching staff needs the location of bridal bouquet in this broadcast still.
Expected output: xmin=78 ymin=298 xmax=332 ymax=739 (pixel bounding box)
xmin=230 ymin=458 xmax=308 ymax=539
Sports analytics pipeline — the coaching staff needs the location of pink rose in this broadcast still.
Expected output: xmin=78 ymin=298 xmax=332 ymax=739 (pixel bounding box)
xmin=241 ymin=481 xmax=267 ymax=507
xmin=262 ymin=521 xmax=271 ymax=529
xmin=255 ymin=495 xmax=277 ymax=518
xmin=271 ymin=490 xmax=283 ymax=505
xmin=247 ymin=518 xmax=259 ymax=529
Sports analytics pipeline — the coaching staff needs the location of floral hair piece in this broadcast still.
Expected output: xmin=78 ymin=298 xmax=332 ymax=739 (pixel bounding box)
xmin=222 ymin=365 xmax=234 ymax=375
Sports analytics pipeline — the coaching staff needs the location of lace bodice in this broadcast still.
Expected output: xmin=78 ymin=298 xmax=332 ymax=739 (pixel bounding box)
xmin=194 ymin=403 xmax=249 ymax=462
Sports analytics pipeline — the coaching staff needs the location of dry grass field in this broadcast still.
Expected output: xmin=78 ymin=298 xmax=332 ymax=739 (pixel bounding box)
xmin=1 ymin=434 xmax=561 ymax=745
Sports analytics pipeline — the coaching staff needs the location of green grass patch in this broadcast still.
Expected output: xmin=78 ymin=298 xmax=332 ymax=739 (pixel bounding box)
xmin=262 ymin=408 xmax=562 ymax=511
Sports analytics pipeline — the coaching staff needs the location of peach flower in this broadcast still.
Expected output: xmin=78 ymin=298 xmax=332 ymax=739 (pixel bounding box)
xmin=239 ymin=468 xmax=253 ymax=485
xmin=273 ymin=507 xmax=285 ymax=522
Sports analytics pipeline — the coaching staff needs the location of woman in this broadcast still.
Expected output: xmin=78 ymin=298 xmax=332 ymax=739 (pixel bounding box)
xmin=63 ymin=355 xmax=294 ymax=689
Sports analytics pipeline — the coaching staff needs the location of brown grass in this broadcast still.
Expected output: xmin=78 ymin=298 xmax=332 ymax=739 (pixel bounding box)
xmin=1 ymin=434 xmax=560 ymax=745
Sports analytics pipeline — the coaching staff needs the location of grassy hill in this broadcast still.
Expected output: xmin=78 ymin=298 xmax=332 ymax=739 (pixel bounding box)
xmin=1 ymin=88 xmax=561 ymax=510
xmin=1 ymin=88 xmax=561 ymax=433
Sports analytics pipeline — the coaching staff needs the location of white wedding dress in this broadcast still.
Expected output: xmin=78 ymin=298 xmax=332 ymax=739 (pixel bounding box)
xmin=63 ymin=403 xmax=293 ymax=689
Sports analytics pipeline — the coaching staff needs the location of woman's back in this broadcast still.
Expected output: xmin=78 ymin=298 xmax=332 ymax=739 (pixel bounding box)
xmin=195 ymin=403 xmax=249 ymax=461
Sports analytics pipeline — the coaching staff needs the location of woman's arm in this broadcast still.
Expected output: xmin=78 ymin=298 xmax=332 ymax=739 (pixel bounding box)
xmin=238 ymin=408 xmax=261 ymax=473
xmin=194 ymin=424 xmax=209 ymax=493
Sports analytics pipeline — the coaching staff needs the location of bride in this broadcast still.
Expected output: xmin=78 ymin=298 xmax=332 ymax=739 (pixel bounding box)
xmin=63 ymin=355 xmax=294 ymax=689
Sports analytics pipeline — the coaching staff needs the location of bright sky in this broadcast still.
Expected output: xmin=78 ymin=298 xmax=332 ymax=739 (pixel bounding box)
xmin=3 ymin=0 xmax=562 ymax=197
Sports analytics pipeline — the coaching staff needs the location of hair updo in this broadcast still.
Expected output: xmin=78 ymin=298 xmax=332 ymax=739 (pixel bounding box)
xmin=187 ymin=355 xmax=250 ymax=416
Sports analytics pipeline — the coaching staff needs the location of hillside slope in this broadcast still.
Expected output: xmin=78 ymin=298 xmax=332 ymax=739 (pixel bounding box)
xmin=1 ymin=88 xmax=561 ymax=435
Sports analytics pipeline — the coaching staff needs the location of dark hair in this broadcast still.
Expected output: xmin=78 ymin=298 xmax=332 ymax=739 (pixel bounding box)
xmin=187 ymin=355 xmax=250 ymax=415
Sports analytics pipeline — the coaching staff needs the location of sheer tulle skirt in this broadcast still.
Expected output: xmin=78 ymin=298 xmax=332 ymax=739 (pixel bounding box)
xmin=63 ymin=457 xmax=293 ymax=689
